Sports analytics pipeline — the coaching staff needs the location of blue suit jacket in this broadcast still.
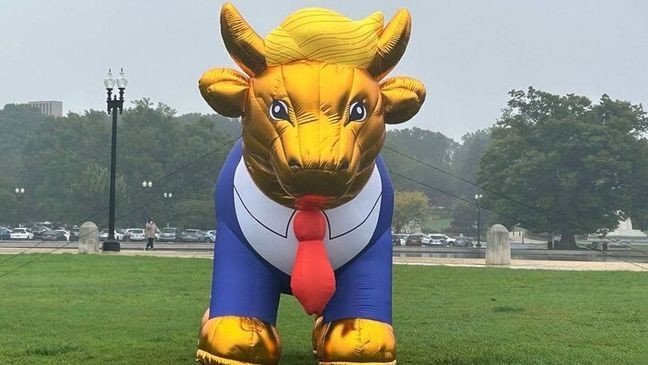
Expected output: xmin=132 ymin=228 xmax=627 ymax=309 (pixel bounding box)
xmin=209 ymin=140 xmax=394 ymax=325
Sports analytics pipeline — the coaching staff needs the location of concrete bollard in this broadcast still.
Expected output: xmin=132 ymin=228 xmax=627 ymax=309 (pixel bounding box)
xmin=486 ymin=224 xmax=510 ymax=265
xmin=78 ymin=221 xmax=100 ymax=254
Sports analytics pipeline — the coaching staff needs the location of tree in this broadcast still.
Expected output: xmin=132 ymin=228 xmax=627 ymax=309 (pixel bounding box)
xmin=449 ymin=201 xmax=477 ymax=235
xmin=173 ymin=199 xmax=215 ymax=229
xmin=0 ymin=174 xmax=18 ymax=226
xmin=449 ymin=200 xmax=500 ymax=236
xmin=0 ymin=99 xmax=238 ymax=228
xmin=383 ymin=128 xmax=458 ymax=207
xmin=451 ymin=129 xmax=491 ymax=199
xmin=478 ymin=88 xmax=648 ymax=249
xmin=67 ymin=163 xmax=128 ymax=227
xmin=392 ymin=191 xmax=430 ymax=233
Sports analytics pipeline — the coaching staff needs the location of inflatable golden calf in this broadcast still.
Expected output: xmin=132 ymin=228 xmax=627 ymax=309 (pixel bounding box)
xmin=197 ymin=3 xmax=425 ymax=364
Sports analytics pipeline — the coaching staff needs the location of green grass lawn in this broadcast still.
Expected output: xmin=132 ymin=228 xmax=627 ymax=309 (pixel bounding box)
xmin=1 ymin=254 xmax=647 ymax=364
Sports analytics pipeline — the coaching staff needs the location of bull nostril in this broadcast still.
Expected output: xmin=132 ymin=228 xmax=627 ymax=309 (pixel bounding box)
xmin=338 ymin=160 xmax=350 ymax=171
xmin=288 ymin=159 xmax=300 ymax=171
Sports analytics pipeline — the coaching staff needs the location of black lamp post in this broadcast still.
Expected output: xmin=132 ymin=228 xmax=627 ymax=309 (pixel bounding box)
xmin=103 ymin=68 xmax=128 ymax=251
xmin=474 ymin=193 xmax=483 ymax=247
xmin=163 ymin=192 xmax=173 ymax=228
xmin=15 ymin=187 xmax=25 ymax=226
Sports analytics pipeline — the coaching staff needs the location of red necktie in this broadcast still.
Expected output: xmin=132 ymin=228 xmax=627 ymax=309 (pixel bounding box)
xmin=290 ymin=210 xmax=336 ymax=315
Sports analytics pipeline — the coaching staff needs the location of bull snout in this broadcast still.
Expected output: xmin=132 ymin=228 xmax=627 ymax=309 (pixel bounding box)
xmin=270 ymin=136 xmax=358 ymax=206
xmin=279 ymin=119 xmax=356 ymax=175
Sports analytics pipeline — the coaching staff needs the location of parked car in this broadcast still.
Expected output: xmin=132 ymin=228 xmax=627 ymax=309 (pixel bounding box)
xmin=69 ymin=228 xmax=80 ymax=241
xmin=424 ymin=234 xmax=456 ymax=246
xmin=61 ymin=229 xmax=71 ymax=241
xmin=0 ymin=227 xmax=11 ymax=240
xmin=420 ymin=234 xmax=432 ymax=245
xmin=453 ymin=236 xmax=474 ymax=247
xmin=205 ymin=230 xmax=216 ymax=243
xmin=122 ymin=228 xmax=137 ymax=241
xmin=405 ymin=234 xmax=425 ymax=246
xmin=391 ymin=233 xmax=407 ymax=246
xmin=42 ymin=229 xmax=69 ymax=241
xmin=391 ymin=235 xmax=401 ymax=246
xmin=441 ymin=234 xmax=456 ymax=245
xmin=98 ymin=229 xmax=124 ymax=241
xmin=10 ymin=228 xmax=34 ymax=240
xmin=178 ymin=229 xmax=208 ymax=242
xmin=158 ymin=227 xmax=177 ymax=242
xmin=31 ymin=225 xmax=49 ymax=239
xmin=125 ymin=228 xmax=146 ymax=241
xmin=426 ymin=234 xmax=447 ymax=246
xmin=193 ymin=229 xmax=210 ymax=242
xmin=123 ymin=228 xmax=134 ymax=240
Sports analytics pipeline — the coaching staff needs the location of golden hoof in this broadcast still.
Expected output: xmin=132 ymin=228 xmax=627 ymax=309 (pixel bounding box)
xmin=315 ymin=318 xmax=396 ymax=364
xmin=196 ymin=314 xmax=281 ymax=365
xmin=312 ymin=316 xmax=328 ymax=356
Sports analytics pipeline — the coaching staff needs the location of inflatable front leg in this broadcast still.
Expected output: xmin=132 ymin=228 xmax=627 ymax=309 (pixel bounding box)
xmin=313 ymin=317 xmax=396 ymax=365
xmin=313 ymin=230 xmax=396 ymax=364
xmin=197 ymin=309 xmax=281 ymax=365
xmin=197 ymin=224 xmax=283 ymax=365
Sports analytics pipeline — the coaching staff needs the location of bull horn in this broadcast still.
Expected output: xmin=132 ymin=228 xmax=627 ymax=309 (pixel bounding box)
xmin=367 ymin=9 xmax=412 ymax=80
xmin=220 ymin=3 xmax=267 ymax=76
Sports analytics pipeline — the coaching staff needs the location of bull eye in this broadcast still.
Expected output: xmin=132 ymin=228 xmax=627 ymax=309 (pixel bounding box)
xmin=269 ymin=100 xmax=289 ymax=121
xmin=349 ymin=101 xmax=367 ymax=122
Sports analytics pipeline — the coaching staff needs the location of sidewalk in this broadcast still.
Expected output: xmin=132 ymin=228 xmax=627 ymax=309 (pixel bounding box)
xmin=1 ymin=248 xmax=647 ymax=271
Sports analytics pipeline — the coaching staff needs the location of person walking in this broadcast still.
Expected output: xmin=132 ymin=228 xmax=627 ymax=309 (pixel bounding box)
xmin=145 ymin=218 xmax=157 ymax=250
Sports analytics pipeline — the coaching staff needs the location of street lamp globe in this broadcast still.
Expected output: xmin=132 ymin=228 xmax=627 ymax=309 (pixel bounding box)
xmin=104 ymin=68 xmax=115 ymax=89
xmin=116 ymin=68 xmax=128 ymax=89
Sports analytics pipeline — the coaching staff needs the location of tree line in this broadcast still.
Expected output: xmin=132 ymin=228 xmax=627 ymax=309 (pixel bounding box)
xmin=2 ymin=87 xmax=646 ymax=247
xmin=0 ymin=99 xmax=238 ymax=229
xmin=0 ymin=99 xmax=487 ymax=230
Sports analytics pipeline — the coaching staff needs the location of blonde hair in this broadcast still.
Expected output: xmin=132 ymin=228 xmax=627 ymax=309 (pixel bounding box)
xmin=264 ymin=8 xmax=384 ymax=68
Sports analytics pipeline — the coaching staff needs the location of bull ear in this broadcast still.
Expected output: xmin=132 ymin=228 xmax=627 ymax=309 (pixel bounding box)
xmin=199 ymin=68 xmax=249 ymax=117
xmin=380 ymin=76 xmax=425 ymax=124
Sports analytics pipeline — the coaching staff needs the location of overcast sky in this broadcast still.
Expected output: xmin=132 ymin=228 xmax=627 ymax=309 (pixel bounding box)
xmin=1 ymin=0 xmax=647 ymax=139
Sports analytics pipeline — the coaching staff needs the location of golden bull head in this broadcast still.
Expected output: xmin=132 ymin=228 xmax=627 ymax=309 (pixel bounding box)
xmin=200 ymin=3 xmax=426 ymax=209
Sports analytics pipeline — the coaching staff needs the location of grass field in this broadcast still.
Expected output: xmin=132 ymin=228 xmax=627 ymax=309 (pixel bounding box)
xmin=1 ymin=254 xmax=647 ymax=364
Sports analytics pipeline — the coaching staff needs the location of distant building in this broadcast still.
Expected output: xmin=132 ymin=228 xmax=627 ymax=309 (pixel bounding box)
xmin=27 ymin=101 xmax=63 ymax=117
xmin=607 ymin=218 xmax=646 ymax=239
